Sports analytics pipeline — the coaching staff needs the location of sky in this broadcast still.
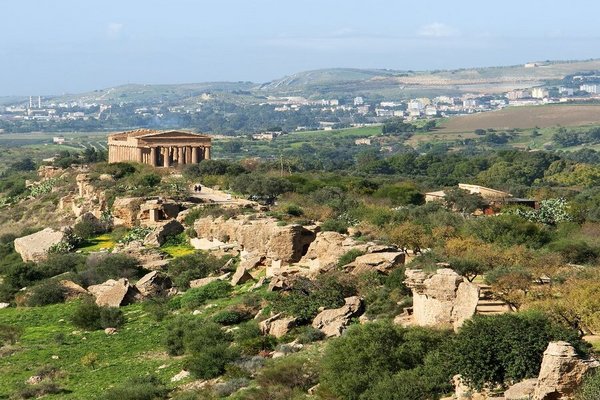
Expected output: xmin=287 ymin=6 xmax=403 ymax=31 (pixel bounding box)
xmin=2 ymin=0 xmax=600 ymax=96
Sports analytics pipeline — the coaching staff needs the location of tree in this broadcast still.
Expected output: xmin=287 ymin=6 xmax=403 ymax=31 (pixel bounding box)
xmin=443 ymin=188 xmax=487 ymax=214
xmin=320 ymin=323 xmax=451 ymax=400
xmin=452 ymin=312 xmax=587 ymax=390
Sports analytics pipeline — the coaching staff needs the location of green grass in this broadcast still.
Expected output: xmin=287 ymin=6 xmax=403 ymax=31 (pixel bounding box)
xmin=77 ymin=234 xmax=116 ymax=253
xmin=161 ymin=244 xmax=195 ymax=258
xmin=0 ymin=301 xmax=185 ymax=399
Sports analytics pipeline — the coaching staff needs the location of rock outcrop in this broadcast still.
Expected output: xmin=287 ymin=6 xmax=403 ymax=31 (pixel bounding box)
xmin=135 ymin=271 xmax=172 ymax=297
xmin=59 ymin=280 xmax=88 ymax=300
xmin=343 ymin=252 xmax=405 ymax=275
xmin=190 ymin=273 xmax=231 ymax=289
xmin=112 ymin=197 xmax=145 ymax=227
xmin=143 ymin=220 xmax=184 ymax=247
xmin=404 ymin=268 xmax=480 ymax=331
xmin=194 ymin=216 xmax=316 ymax=265
xmin=259 ymin=313 xmax=297 ymax=338
xmin=312 ymin=296 xmax=364 ymax=337
xmin=231 ymin=264 xmax=254 ymax=286
xmin=299 ymin=231 xmax=366 ymax=272
xmin=534 ymin=341 xmax=596 ymax=400
xmin=14 ymin=228 xmax=67 ymax=262
xmin=88 ymin=278 xmax=133 ymax=307
xmin=113 ymin=241 xmax=169 ymax=271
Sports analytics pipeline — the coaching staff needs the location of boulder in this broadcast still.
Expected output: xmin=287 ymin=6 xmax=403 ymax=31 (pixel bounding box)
xmin=312 ymin=296 xmax=364 ymax=337
xmin=171 ymin=370 xmax=190 ymax=382
xmin=505 ymin=378 xmax=537 ymax=400
xmin=259 ymin=313 xmax=297 ymax=338
xmin=299 ymin=231 xmax=368 ymax=273
xmin=189 ymin=273 xmax=230 ymax=289
xmin=135 ymin=271 xmax=172 ymax=297
xmin=231 ymin=265 xmax=254 ymax=286
xmin=14 ymin=228 xmax=66 ymax=262
xmin=104 ymin=327 xmax=118 ymax=335
xmin=112 ymin=197 xmax=145 ymax=227
xmin=404 ymin=268 xmax=479 ymax=331
xmin=88 ymin=278 xmax=131 ymax=307
xmin=239 ymin=254 xmax=266 ymax=271
xmin=534 ymin=341 xmax=595 ymax=400
xmin=143 ymin=220 xmax=184 ymax=247
xmin=344 ymin=252 xmax=405 ymax=275
xmin=59 ymin=280 xmax=88 ymax=300
xmin=0 ymin=303 xmax=9 ymax=309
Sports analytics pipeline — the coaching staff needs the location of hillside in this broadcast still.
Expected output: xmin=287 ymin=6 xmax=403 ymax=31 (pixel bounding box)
xmin=35 ymin=58 xmax=600 ymax=105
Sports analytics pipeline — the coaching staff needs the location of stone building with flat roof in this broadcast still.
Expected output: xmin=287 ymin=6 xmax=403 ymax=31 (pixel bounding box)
xmin=108 ymin=129 xmax=211 ymax=167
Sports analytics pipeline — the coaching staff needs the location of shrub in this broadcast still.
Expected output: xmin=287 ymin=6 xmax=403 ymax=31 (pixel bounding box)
xmin=26 ymin=281 xmax=66 ymax=306
xmin=234 ymin=321 xmax=277 ymax=355
xmin=179 ymin=281 xmax=232 ymax=309
xmin=0 ymin=324 xmax=23 ymax=345
xmin=73 ymin=219 xmax=99 ymax=240
xmin=212 ymin=308 xmax=252 ymax=325
xmin=320 ymin=218 xmax=349 ymax=234
xmin=71 ymin=299 xmax=126 ymax=330
xmin=38 ymin=253 xmax=86 ymax=278
xmin=295 ymin=326 xmax=326 ymax=344
xmin=213 ymin=378 xmax=250 ymax=397
xmin=452 ymin=312 xmax=588 ymax=390
xmin=136 ymin=173 xmax=162 ymax=188
xmin=337 ymin=249 xmax=365 ymax=267
xmin=183 ymin=322 xmax=238 ymax=379
xmin=320 ymin=323 xmax=451 ymax=400
xmin=168 ymin=252 xmax=224 ymax=289
xmin=100 ymin=307 xmax=126 ymax=328
xmin=77 ymin=253 xmax=141 ymax=287
xmin=549 ymin=239 xmax=599 ymax=264
xmin=15 ymin=383 xmax=65 ymax=399
xmin=102 ymin=375 xmax=168 ymax=400
xmin=256 ymin=356 xmax=318 ymax=391
xmin=285 ymin=204 xmax=304 ymax=217
xmin=165 ymin=316 xmax=202 ymax=356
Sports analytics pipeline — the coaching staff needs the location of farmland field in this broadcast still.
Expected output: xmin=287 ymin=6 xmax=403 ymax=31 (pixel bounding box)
xmin=437 ymin=105 xmax=600 ymax=133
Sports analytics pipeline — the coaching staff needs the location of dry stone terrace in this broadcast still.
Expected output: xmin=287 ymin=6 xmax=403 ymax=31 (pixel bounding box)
xmin=107 ymin=129 xmax=212 ymax=167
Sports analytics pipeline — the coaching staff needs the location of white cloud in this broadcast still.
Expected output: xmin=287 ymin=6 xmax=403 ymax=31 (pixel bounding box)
xmin=106 ymin=22 xmax=124 ymax=39
xmin=417 ymin=22 xmax=459 ymax=38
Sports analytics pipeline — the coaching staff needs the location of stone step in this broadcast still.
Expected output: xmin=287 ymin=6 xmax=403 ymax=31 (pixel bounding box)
xmin=476 ymin=305 xmax=512 ymax=313
xmin=477 ymin=300 xmax=508 ymax=307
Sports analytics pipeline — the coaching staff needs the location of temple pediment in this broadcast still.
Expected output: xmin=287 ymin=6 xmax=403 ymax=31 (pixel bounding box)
xmin=137 ymin=130 xmax=211 ymax=140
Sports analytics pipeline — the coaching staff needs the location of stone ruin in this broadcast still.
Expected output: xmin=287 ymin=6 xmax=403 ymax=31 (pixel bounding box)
xmin=401 ymin=268 xmax=480 ymax=331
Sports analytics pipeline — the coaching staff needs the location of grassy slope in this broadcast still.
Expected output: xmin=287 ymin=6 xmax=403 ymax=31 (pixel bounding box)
xmin=0 ymin=302 xmax=182 ymax=399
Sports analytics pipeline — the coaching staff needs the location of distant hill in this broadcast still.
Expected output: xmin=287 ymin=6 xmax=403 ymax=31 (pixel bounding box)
xmin=28 ymin=58 xmax=600 ymax=105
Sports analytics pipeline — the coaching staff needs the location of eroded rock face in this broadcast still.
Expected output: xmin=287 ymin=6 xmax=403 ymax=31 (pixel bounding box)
xmin=189 ymin=273 xmax=231 ymax=289
xmin=404 ymin=268 xmax=479 ymax=331
xmin=299 ymin=231 xmax=368 ymax=273
xmin=135 ymin=271 xmax=172 ymax=297
xmin=312 ymin=296 xmax=364 ymax=337
xmin=14 ymin=228 xmax=66 ymax=262
xmin=88 ymin=278 xmax=132 ymax=307
xmin=344 ymin=252 xmax=405 ymax=275
xmin=113 ymin=241 xmax=168 ymax=271
xmin=59 ymin=280 xmax=88 ymax=300
xmin=534 ymin=341 xmax=595 ymax=400
xmin=112 ymin=197 xmax=145 ymax=227
xmin=259 ymin=313 xmax=297 ymax=338
xmin=505 ymin=378 xmax=538 ymax=400
xmin=143 ymin=220 xmax=184 ymax=247
xmin=194 ymin=216 xmax=316 ymax=264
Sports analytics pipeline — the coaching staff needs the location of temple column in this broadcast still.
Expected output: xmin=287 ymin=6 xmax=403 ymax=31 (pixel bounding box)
xmin=150 ymin=147 xmax=157 ymax=167
xmin=163 ymin=147 xmax=170 ymax=168
xmin=137 ymin=147 xmax=143 ymax=163
xmin=186 ymin=146 xmax=192 ymax=164
xmin=205 ymin=147 xmax=211 ymax=160
xmin=178 ymin=147 xmax=184 ymax=165
xmin=191 ymin=146 xmax=199 ymax=163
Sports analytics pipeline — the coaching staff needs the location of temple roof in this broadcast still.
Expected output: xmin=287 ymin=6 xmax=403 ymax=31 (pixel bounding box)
xmin=108 ymin=129 xmax=211 ymax=141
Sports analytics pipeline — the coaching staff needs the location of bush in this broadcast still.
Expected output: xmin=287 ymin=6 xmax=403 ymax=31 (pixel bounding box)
xmin=102 ymin=375 xmax=168 ymax=400
xmin=26 ymin=281 xmax=66 ymax=306
xmin=295 ymin=326 xmax=326 ymax=344
xmin=212 ymin=308 xmax=252 ymax=325
xmin=0 ymin=324 xmax=23 ymax=345
xmin=38 ymin=253 xmax=86 ymax=278
xmin=285 ymin=204 xmax=304 ymax=217
xmin=168 ymin=252 xmax=224 ymax=289
xmin=452 ymin=312 xmax=588 ymax=389
xmin=270 ymin=273 xmax=357 ymax=323
xmin=234 ymin=321 xmax=277 ymax=355
xmin=71 ymin=299 xmax=126 ymax=331
xmin=256 ymin=356 xmax=318 ymax=391
xmin=15 ymin=382 xmax=65 ymax=399
xmin=136 ymin=173 xmax=162 ymax=188
xmin=183 ymin=322 xmax=238 ymax=379
xmin=337 ymin=249 xmax=365 ymax=267
xmin=320 ymin=323 xmax=451 ymax=400
xmin=549 ymin=239 xmax=599 ymax=264
xmin=73 ymin=219 xmax=99 ymax=240
xmin=165 ymin=316 xmax=202 ymax=356
xmin=77 ymin=253 xmax=141 ymax=287
xmin=179 ymin=281 xmax=232 ymax=309
xmin=320 ymin=218 xmax=349 ymax=234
